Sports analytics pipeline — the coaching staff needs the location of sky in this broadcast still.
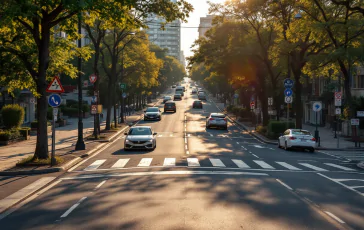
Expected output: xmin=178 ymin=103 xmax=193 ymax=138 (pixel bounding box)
xmin=181 ymin=0 xmax=225 ymax=60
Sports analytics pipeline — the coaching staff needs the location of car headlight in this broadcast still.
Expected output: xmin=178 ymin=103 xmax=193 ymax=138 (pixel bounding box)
xmin=125 ymin=139 xmax=130 ymax=143
xmin=146 ymin=140 xmax=153 ymax=143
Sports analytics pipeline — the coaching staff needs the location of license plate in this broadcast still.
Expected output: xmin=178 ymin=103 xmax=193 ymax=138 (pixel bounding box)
xmin=300 ymin=139 xmax=306 ymax=142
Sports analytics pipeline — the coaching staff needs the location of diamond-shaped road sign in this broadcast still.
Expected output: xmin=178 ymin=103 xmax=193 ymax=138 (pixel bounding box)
xmin=46 ymin=76 xmax=64 ymax=93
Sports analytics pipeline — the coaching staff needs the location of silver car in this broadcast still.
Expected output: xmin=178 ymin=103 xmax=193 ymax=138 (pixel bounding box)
xmin=124 ymin=126 xmax=157 ymax=151
xmin=278 ymin=129 xmax=316 ymax=152
xmin=206 ymin=113 xmax=228 ymax=130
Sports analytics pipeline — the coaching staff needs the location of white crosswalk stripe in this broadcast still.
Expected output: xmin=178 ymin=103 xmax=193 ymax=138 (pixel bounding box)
xmin=276 ymin=162 xmax=301 ymax=170
xmin=187 ymin=158 xmax=200 ymax=167
xmin=232 ymin=159 xmax=250 ymax=168
xmin=138 ymin=158 xmax=153 ymax=167
xmin=163 ymin=158 xmax=176 ymax=167
xmin=299 ymin=163 xmax=328 ymax=171
xmin=209 ymin=158 xmax=226 ymax=167
xmin=324 ymin=163 xmax=356 ymax=171
xmin=253 ymin=160 xmax=275 ymax=169
xmin=84 ymin=160 xmax=106 ymax=171
xmin=111 ymin=159 xmax=130 ymax=168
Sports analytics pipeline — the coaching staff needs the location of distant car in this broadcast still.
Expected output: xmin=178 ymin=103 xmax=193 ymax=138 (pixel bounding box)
xmin=144 ymin=107 xmax=162 ymax=121
xmin=164 ymin=101 xmax=176 ymax=113
xmin=192 ymin=100 xmax=203 ymax=109
xmin=189 ymin=85 xmax=192 ymax=88
xmin=163 ymin=96 xmax=172 ymax=103
xmin=278 ymin=129 xmax=316 ymax=152
xmin=124 ymin=126 xmax=157 ymax=151
xmin=174 ymin=94 xmax=182 ymax=100
xmin=175 ymin=87 xmax=184 ymax=96
xmin=198 ymin=92 xmax=206 ymax=100
xmin=172 ymin=85 xmax=176 ymax=88
xmin=206 ymin=113 xmax=227 ymax=130
xmin=182 ymin=86 xmax=186 ymax=92
xmin=192 ymin=88 xmax=197 ymax=94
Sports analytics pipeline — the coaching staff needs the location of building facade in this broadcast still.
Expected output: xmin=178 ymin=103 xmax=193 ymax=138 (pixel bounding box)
xmin=198 ymin=15 xmax=214 ymax=38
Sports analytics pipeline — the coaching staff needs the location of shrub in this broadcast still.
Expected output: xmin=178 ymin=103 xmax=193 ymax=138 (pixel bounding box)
xmin=239 ymin=108 xmax=251 ymax=119
xmin=61 ymin=107 xmax=78 ymax=116
xmin=0 ymin=129 xmax=20 ymax=141
xmin=82 ymin=104 xmax=90 ymax=113
xmin=256 ymin=125 xmax=267 ymax=135
xmin=1 ymin=104 xmax=25 ymax=129
xmin=267 ymin=121 xmax=295 ymax=139
xmin=226 ymin=105 xmax=234 ymax=112
xmin=232 ymin=107 xmax=240 ymax=116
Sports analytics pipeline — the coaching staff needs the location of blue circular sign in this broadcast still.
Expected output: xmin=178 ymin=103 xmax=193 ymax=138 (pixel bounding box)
xmin=284 ymin=89 xmax=293 ymax=97
xmin=122 ymin=92 xmax=127 ymax=98
xmin=91 ymin=96 xmax=97 ymax=103
xmin=284 ymin=78 xmax=294 ymax=88
xmin=48 ymin=94 xmax=62 ymax=107
xmin=234 ymin=94 xmax=239 ymax=99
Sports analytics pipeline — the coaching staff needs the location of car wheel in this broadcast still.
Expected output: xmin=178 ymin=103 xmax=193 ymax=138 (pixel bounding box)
xmin=124 ymin=148 xmax=129 ymax=152
xmin=309 ymin=148 xmax=315 ymax=153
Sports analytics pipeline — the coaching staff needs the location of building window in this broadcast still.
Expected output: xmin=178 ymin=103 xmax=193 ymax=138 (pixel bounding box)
xmin=358 ymin=75 xmax=364 ymax=88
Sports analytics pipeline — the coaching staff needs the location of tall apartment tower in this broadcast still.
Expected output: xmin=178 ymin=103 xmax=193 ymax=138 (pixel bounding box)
xmin=145 ymin=1 xmax=181 ymax=63
xmin=198 ymin=15 xmax=214 ymax=38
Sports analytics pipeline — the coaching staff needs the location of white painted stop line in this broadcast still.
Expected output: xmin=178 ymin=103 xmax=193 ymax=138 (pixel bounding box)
xmin=232 ymin=159 xmax=250 ymax=168
xmin=187 ymin=158 xmax=200 ymax=167
xmin=209 ymin=159 xmax=226 ymax=167
xmin=111 ymin=159 xmax=130 ymax=168
xmin=163 ymin=158 xmax=176 ymax=167
xmin=137 ymin=158 xmax=153 ymax=167
xmin=253 ymin=160 xmax=275 ymax=169
xmin=84 ymin=160 xmax=106 ymax=171
xmin=276 ymin=162 xmax=301 ymax=170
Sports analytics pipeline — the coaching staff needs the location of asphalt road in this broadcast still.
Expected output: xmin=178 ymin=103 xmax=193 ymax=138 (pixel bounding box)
xmin=1 ymin=82 xmax=364 ymax=230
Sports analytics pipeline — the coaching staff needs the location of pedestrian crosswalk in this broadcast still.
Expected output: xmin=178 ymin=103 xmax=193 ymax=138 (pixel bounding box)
xmin=79 ymin=157 xmax=359 ymax=172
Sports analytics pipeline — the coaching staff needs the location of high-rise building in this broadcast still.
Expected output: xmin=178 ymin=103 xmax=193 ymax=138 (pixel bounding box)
xmin=145 ymin=2 xmax=181 ymax=64
xmin=179 ymin=50 xmax=186 ymax=68
xmin=198 ymin=15 xmax=214 ymax=38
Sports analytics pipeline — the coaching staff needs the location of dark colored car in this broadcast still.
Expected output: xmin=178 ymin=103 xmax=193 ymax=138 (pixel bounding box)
xmin=198 ymin=93 xmax=206 ymax=100
xmin=172 ymin=85 xmax=176 ymax=88
xmin=192 ymin=100 xmax=203 ymax=109
xmin=164 ymin=101 xmax=176 ymax=113
xmin=144 ymin=107 xmax=162 ymax=121
xmin=174 ymin=94 xmax=182 ymax=100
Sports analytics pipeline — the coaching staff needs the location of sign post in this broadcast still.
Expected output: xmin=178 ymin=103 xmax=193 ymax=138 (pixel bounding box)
xmin=48 ymin=94 xmax=62 ymax=166
xmin=351 ymin=119 xmax=360 ymax=147
xmin=283 ymin=78 xmax=294 ymax=127
xmin=312 ymin=101 xmax=322 ymax=146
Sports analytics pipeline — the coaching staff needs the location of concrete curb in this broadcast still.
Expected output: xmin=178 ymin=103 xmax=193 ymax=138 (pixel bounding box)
xmin=357 ymin=161 xmax=364 ymax=169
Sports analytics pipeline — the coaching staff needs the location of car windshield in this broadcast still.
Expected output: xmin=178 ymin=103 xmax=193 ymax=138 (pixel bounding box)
xmin=164 ymin=96 xmax=171 ymax=99
xmin=292 ymin=130 xmax=311 ymax=135
xmin=146 ymin=107 xmax=159 ymax=112
xmin=165 ymin=103 xmax=175 ymax=106
xmin=194 ymin=101 xmax=202 ymax=104
xmin=129 ymin=127 xmax=152 ymax=135
xmin=212 ymin=114 xmax=225 ymax=118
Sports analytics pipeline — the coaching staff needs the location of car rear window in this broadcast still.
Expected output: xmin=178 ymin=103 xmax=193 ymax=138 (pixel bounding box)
xmin=194 ymin=101 xmax=202 ymax=104
xmin=165 ymin=102 xmax=175 ymax=106
xmin=292 ymin=130 xmax=311 ymax=135
xmin=212 ymin=114 xmax=225 ymax=118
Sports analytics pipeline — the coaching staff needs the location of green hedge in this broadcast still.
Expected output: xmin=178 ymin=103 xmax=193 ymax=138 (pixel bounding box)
xmin=226 ymin=105 xmax=234 ymax=112
xmin=267 ymin=121 xmax=295 ymax=139
xmin=1 ymin=104 xmax=25 ymax=129
xmin=256 ymin=125 xmax=267 ymax=135
xmin=0 ymin=129 xmax=20 ymax=141
xmin=61 ymin=107 xmax=79 ymax=116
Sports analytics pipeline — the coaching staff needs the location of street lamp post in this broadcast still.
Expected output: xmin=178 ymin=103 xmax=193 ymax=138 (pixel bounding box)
xmin=75 ymin=12 xmax=85 ymax=151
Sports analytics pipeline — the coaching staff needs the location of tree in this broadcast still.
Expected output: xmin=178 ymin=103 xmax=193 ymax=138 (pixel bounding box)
xmin=0 ymin=0 xmax=192 ymax=159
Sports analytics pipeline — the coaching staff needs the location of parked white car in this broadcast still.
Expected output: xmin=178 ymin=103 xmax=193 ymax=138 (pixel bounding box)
xmin=278 ymin=129 xmax=316 ymax=152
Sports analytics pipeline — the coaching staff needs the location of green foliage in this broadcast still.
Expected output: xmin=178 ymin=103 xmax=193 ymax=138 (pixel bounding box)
xmin=256 ymin=126 xmax=268 ymax=135
xmin=16 ymin=155 xmax=64 ymax=166
xmin=19 ymin=127 xmax=30 ymax=138
xmin=1 ymin=104 xmax=25 ymax=129
xmin=0 ymin=129 xmax=20 ymax=141
xmin=226 ymin=105 xmax=235 ymax=112
xmin=267 ymin=121 xmax=295 ymax=139
xmin=61 ymin=108 xmax=79 ymax=116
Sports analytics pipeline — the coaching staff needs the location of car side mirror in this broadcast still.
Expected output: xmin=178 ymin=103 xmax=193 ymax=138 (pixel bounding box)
xmin=124 ymin=132 xmax=128 ymax=135
xmin=153 ymin=133 xmax=157 ymax=135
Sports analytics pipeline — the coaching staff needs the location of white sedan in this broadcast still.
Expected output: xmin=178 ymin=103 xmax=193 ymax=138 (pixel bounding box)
xmin=278 ymin=129 xmax=316 ymax=152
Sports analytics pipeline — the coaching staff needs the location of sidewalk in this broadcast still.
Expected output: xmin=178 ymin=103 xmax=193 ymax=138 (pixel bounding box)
xmin=0 ymin=106 xmax=148 ymax=172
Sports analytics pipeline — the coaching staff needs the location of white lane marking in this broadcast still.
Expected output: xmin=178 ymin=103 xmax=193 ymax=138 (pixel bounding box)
xmin=351 ymin=185 xmax=364 ymax=189
xmin=188 ymin=134 xmax=191 ymax=137
xmin=84 ymin=159 xmax=106 ymax=171
xmin=185 ymin=145 xmax=188 ymax=150
xmin=187 ymin=158 xmax=200 ymax=167
xmin=163 ymin=158 xmax=176 ymax=167
xmin=317 ymin=151 xmax=344 ymax=160
xmin=0 ymin=177 xmax=56 ymax=214
xmin=276 ymin=162 xmax=301 ymax=170
xmin=170 ymin=134 xmax=173 ymax=137
xmin=209 ymin=158 xmax=226 ymax=167
xmin=186 ymin=150 xmax=190 ymax=155
xmin=317 ymin=173 xmax=364 ymax=197
xmin=209 ymin=133 xmax=213 ymax=137
xmin=324 ymin=211 xmax=345 ymax=224
xmin=276 ymin=179 xmax=293 ymax=190
xmin=62 ymin=171 xmax=269 ymax=180
xmin=158 ymin=134 xmax=162 ymax=137
xmin=68 ymin=142 xmax=108 ymax=172
xmin=252 ymin=154 xmax=260 ymax=159
xmin=254 ymin=160 xmax=275 ymax=169
xmin=324 ymin=163 xmax=356 ymax=171
xmin=232 ymin=159 xmax=250 ymax=168
xmin=299 ymin=163 xmax=328 ymax=171
xmin=236 ymin=142 xmax=240 ymax=145
xmin=137 ymin=158 xmax=153 ymax=167
xmin=111 ymin=159 xmax=130 ymax=168
xmin=184 ymin=138 xmax=187 ymax=144
xmin=94 ymin=180 xmax=107 ymax=190
xmin=241 ymin=146 xmax=247 ymax=150
xmin=60 ymin=197 xmax=87 ymax=218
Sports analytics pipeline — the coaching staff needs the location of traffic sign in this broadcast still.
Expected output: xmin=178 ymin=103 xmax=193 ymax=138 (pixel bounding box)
xmin=91 ymin=105 xmax=97 ymax=115
xmin=250 ymin=101 xmax=255 ymax=107
xmin=285 ymin=96 xmax=292 ymax=104
xmin=84 ymin=80 xmax=89 ymax=87
xmin=46 ymin=76 xmax=64 ymax=93
xmin=357 ymin=111 xmax=364 ymax=117
xmin=284 ymin=89 xmax=293 ymax=97
xmin=250 ymin=96 xmax=255 ymax=102
xmin=30 ymin=98 xmax=35 ymax=104
xmin=122 ymin=92 xmax=127 ymax=98
xmin=335 ymin=98 xmax=342 ymax=106
xmin=53 ymin=108 xmax=58 ymax=116
xmin=89 ymin=74 xmax=97 ymax=84
xmin=312 ymin=101 xmax=322 ymax=112
xmin=284 ymin=78 xmax=294 ymax=88
xmin=48 ymin=94 xmax=62 ymax=107
xmin=335 ymin=108 xmax=341 ymax=115
xmin=120 ymin=83 xmax=127 ymax=90
xmin=234 ymin=94 xmax=239 ymax=99
xmin=351 ymin=119 xmax=359 ymax=126
xmin=91 ymin=96 xmax=97 ymax=103
xmin=335 ymin=92 xmax=342 ymax=99
xmin=268 ymin=97 xmax=273 ymax=106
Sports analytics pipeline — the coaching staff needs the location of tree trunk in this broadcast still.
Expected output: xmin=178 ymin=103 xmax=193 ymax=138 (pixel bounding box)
xmin=93 ymin=46 xmax=100 ymax=138
xmin=338 ymin=60 xmax=353 ymax=115
xmin=293 ymin=69 xmax=303 ymax=129
xmin=34 ymin=28 xmax=51 ymax=159
xmin=105 ymin=79 xmax=112 ymax=130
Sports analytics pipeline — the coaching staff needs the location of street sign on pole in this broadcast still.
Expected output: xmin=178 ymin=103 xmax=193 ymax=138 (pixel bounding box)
xmin=268 ymin=97 xmax=273 ymax=106
xmin=48 ymin=94 xmax=62 ymax=107
xmin=83 ymin=80 xmax=89 ymax=87
xmin=357 ymin=111 xmax=364 ymax=117
xmin=312 ymin=101 xmax=322 ymax=112
xmin=284 ymin=89 xmax=293 ymax=97
xmin=335 ymin=92 xmax=342 ymax=99
xmin=285 ymin=96 xmax=293 ymax=104
xmin=120 ymin=83 xmax=127 ymax=90
xmin=89 ymin=74 xmax=97 ymax=84
xmin=30 ymin=98 xmax=35 ymax=104
xmin=91 ymin=96 xmax=97 ymax=103
xmin=335 ymin=98 xmax=342 ymax=106
xmin=46 ymin=76 xmax=65 ymax=93
xmin=122 ymin=92 xmax=127 ymax=98
xmin=351 ymin=119 xmax=359 ymax=126
xmin=91 ymin=105 xmax=97 ymax=114
xmin=234 ymin=93 xmax=239 ymax=99
xmin=335 ymin=108 xmax=341 ymax=115
xmin=284 ymin=78 xmax=294 ymax=88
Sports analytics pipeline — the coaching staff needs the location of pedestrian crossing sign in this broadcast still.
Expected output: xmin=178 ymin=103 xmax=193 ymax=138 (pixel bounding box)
xmin=46 ymin=76 xmax=64 ymax=93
